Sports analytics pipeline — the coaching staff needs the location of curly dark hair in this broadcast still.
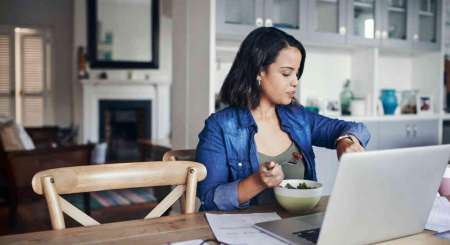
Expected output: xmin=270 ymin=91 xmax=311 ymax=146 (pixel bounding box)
xmin=219 ymin=27 xmax=306 ymax=109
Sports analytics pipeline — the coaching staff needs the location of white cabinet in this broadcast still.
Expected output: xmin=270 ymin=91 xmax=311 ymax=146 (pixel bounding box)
xmin=377 ymin=121 xmax=413 ymax=149
xmin=216 ymin=1 xmax=445 ymax=118
xmin=411 ymin=120 xmax=440 ymax=146
xmin=216 ymin=0 xmax=264 ymax=39
xmin=377 ymin=120 xmax=439 ymax=149
xmin=217 ymin=0 xmax=443 ymax=51
xmin=216 ymin=0 xmax=307 ymax=40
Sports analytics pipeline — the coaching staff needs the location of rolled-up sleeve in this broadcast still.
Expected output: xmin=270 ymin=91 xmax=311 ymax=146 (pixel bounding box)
xmin=307 ymin=110 xmax=371 ymax=149
xmin=196 ymin=116 xmax=249 ymax=211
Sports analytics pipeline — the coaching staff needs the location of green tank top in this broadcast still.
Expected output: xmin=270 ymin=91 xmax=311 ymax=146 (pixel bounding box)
xmin=256 ymin=143 xmax=305 ymax=205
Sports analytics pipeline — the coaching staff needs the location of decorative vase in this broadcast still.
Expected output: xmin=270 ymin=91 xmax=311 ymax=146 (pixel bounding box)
xmin=380 ymin=89 xmax=398 ymax=115
xmin=340 ymin=80 xmax=353 ymax=115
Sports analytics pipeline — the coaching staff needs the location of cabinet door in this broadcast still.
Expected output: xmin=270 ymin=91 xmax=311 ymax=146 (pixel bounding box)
xmin=410 ymin=0 xmax=442 ymax=50
xmin=378 ymin=121 xmax=412 ymax=149
xmin=264 ymin=0 xmax=307 ymax=38
xmin=378 ymin=120 xmax=439 ymax=149
xmin=216 ymin=0 xmax=264 ymax=39
xmin=306 ymin=0 xmax=347 ymax=44
xmin=379 ymin=0 xmax=413 ymax=50
xmin=347 ymin=0 xmax=383 ymax=47
xmin=411 ymin=120 xmax=439 ymax=146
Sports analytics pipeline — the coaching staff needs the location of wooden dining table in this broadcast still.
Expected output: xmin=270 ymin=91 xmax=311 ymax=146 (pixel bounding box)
xmin=0 ymin=196 xmax=448 ymax=245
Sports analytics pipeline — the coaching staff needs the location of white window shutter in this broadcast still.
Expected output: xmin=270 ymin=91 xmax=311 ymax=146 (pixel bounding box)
xmin=0 ymin=35 xmax=11 ymax=117
xmin=22 ymin=36 xmax=44 ymax=93
xmin=22 ymin=97 xmax=44 ymax=126
xmin=21 ymin=34 xmax=45 ymax=126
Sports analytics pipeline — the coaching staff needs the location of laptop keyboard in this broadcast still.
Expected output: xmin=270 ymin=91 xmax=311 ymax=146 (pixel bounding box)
xmin=293 ymin=228 xmax=321 ymax=243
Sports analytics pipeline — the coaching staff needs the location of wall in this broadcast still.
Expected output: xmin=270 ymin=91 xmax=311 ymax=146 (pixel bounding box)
xmin=378 ymin=55 xmax=412 ymax=91
xmin=0 ymin=0 xmax=74 ymax=126
xmin=73 ymin=0 xmax=173 ymax=142
xmin=300 ymin=47 xmax=352 ymax=103
xmin=171 ymin=0 xmax=215 ymax=149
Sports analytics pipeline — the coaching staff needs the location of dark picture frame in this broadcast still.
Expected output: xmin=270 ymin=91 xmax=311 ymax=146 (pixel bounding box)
xmin=87 ymin=0 xmax=159 ymax=69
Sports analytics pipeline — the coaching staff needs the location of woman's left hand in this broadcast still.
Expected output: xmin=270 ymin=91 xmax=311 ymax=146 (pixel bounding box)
xmin=336 ymin=135 xmax=364 ymax=160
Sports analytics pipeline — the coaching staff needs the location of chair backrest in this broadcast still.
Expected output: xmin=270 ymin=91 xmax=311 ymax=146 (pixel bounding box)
xmin=31 ymin=161 xmax=207 ymax=230
xmin=162 ymin=149 xmax=196 ymax=161
xmin=162 ymin=149 xmax=197 ymax=213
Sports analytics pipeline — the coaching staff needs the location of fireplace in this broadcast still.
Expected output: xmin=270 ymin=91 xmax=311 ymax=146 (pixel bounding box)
xmin=99 ymin=100 xmax=151 ymax=162
xmin=81 ymin=79 xmax=170 ymax=152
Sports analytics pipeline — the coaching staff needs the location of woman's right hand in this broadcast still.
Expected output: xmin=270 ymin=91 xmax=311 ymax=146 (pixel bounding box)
xmin=258 ymin=161 xmax=284 ymax=188
xmin=237 ymin=161 xmax=284 ymax=204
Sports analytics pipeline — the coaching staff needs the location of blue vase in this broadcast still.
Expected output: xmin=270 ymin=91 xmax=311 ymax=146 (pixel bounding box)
xmin=380 ymin=89 xmax=398 ymax=115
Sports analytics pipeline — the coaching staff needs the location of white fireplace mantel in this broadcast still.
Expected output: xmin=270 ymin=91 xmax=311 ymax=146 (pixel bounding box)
xmin=81 ymin=79 xmax=170 ymax=143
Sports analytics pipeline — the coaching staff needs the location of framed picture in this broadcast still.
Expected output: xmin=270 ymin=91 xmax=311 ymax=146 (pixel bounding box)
xmin=399 ymin=90 xmax=418 ymax=115
xmin=417 ymin=95 xmax=433 ymax=115
xmin=322 ymin=99 xmax=341 ymax=117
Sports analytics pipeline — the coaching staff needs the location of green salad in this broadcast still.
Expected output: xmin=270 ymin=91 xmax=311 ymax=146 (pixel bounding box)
xmin=285 ymin=182 xmax=315 ymax=189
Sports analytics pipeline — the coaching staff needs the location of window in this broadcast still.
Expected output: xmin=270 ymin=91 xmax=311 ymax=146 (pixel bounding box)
xmin=0 ymin=30 xmax=12 ymax=118
xmin=0 ymin=26 xmax=52 ymax=126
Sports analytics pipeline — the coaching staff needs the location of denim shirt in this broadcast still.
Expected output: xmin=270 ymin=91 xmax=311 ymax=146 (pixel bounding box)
xmin=195 ymin=104 xmax=370 ymax=211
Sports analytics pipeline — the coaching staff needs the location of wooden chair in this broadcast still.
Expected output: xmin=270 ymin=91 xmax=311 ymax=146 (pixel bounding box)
xmin=162 ymin=149 xmax=197 ymax=213
xmin=31 ymin=161 xmax=207 ymax=230
xmin=162 ymin=149 xmax=196 ymax=161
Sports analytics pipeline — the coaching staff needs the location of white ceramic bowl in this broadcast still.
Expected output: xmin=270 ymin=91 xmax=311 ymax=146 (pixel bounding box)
xmin=274 ymin=179 xmax=323 ymax=213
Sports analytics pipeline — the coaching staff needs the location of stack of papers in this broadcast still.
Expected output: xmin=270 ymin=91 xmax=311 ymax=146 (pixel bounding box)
xmin=425 ymin=196 xmax=450 ymax=232
xmin=205 ymin=212 xmax=286 ymax=245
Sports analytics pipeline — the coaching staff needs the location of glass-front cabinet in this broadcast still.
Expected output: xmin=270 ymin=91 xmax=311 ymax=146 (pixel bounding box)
xmin=306 ymin=0 xmax=347 ymax=44
xmin=379 ymin=0 xmax=413 ymax=49
xmin=216 ymin=0 xmax=264 ymax=39
xmin=347 ymin=0 xmax=383 ymax=46
xmin=411 ymin=0 xmax=442 ymax=50
xmin=216 ymin=0 xmax=443 ymax=51
xmin=264 ymin=0 xmax=307 ymax=38
xmin=216 ymin=0 xmax=306 ymax=40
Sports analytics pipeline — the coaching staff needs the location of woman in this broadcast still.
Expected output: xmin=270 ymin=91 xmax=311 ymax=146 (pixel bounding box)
xmin=196 ymin=27 xmax=370 ymax=211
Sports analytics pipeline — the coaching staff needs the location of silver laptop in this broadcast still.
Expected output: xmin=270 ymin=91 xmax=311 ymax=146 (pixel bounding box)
xmin=254 ymin=145 xmax=450 ymax=245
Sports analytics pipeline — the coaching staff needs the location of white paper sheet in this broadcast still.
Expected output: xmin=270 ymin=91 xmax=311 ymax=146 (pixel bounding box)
xmin=434 ymin=230 xmax=450 ymax=241
xmin=169 ymin=239 xmax=203 ymax=245
xmin=425 ymin=195 xmax=450 ymax=232
xmin=205 ymin=212 xmax=286 ymax=245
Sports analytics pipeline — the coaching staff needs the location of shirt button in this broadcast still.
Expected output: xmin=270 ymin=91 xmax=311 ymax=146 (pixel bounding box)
xmin=238 ymin=162 xmax=243 ymax=167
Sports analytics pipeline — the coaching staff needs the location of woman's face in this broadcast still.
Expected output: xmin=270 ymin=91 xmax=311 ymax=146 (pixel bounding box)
xmin=258 ymin=46 xmax=301 ymax=105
